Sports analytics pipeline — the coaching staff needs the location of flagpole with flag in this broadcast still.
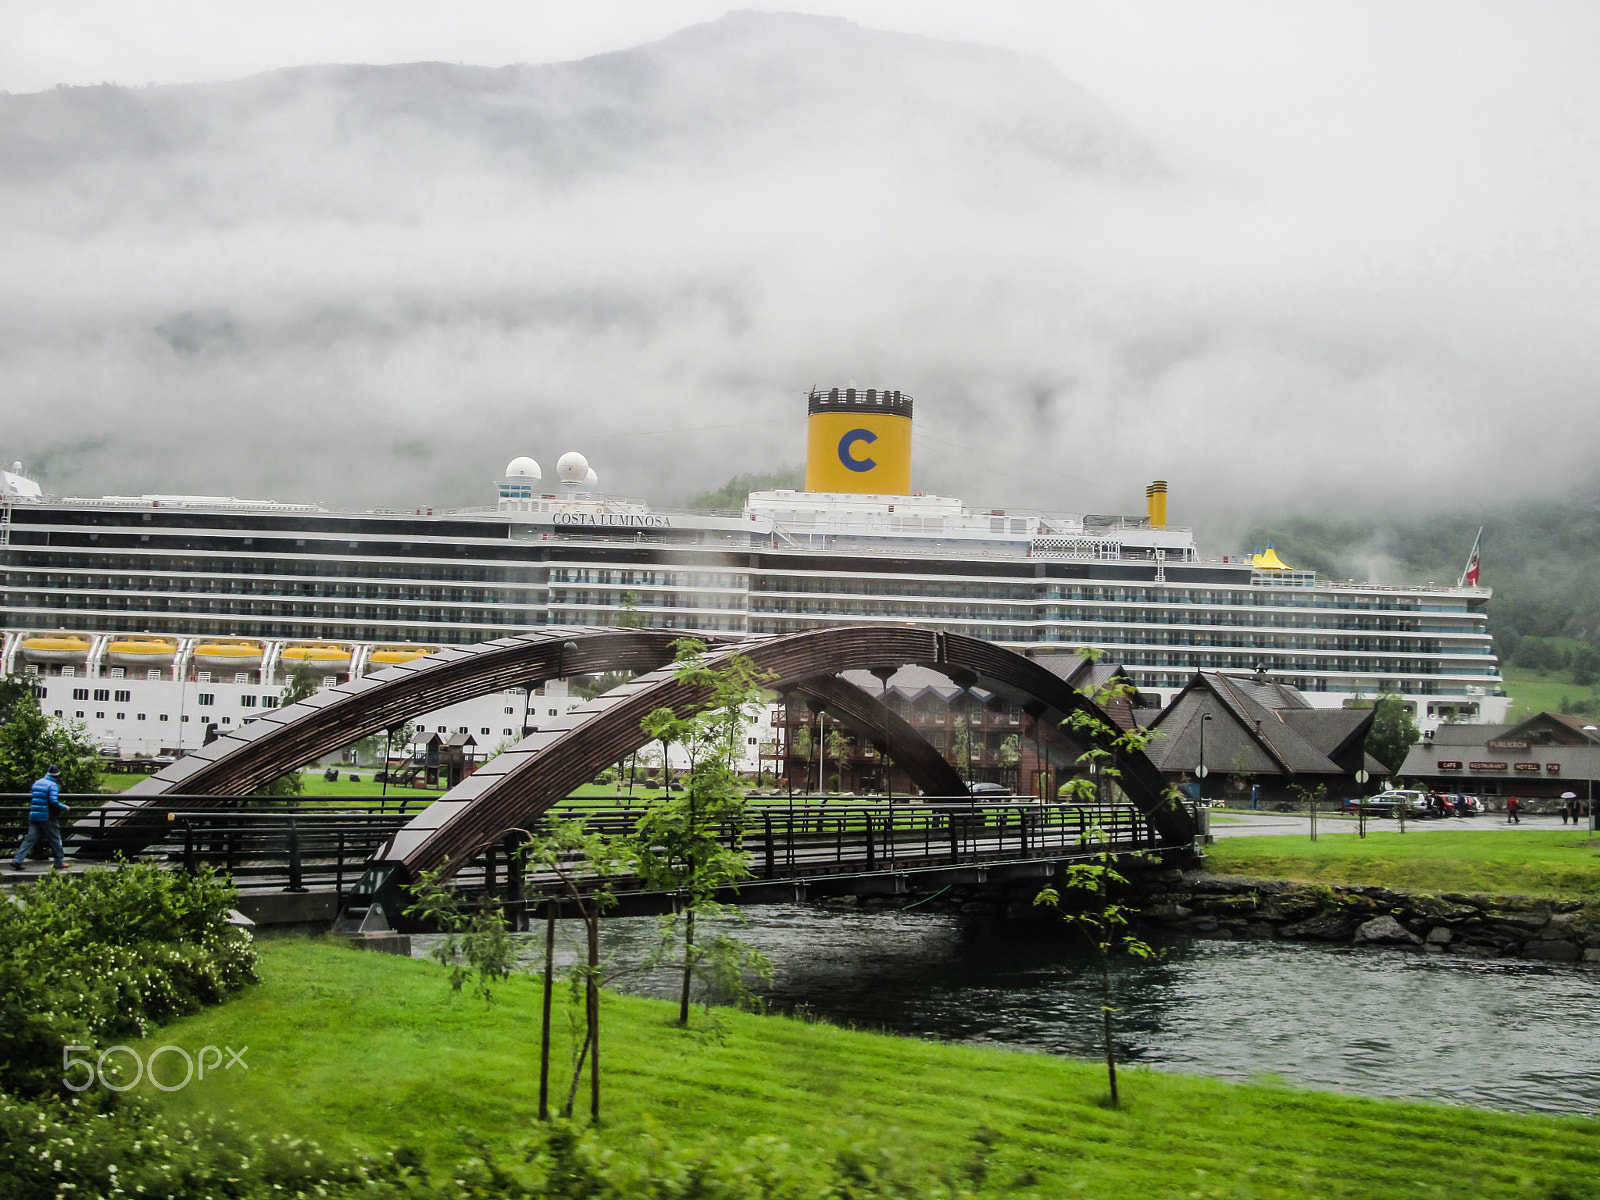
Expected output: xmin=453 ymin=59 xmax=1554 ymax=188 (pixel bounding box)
xmin=1459 ymin=527 xmax=1483 ymax=588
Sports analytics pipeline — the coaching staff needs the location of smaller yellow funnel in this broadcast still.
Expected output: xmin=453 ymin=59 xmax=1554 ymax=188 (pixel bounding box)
xmin=1145 ymin=481 xmax=1168 ymax=529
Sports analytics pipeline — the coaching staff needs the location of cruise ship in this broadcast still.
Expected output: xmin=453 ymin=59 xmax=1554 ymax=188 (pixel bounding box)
xmin=0 ymin=387 xmax=1505 ymax=757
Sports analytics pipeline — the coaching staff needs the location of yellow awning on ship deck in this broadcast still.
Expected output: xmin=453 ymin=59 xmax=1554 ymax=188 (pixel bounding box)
xmin=1252 ymin=545 xmax=1295 ymax=571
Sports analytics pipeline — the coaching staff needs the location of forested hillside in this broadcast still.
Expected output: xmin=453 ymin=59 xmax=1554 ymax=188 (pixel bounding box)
xmin=685 ymin=468 xmax=803 ymax=512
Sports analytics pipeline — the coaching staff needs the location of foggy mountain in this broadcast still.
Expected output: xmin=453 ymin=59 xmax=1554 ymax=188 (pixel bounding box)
xmin=1 ymin=10 xmax=1594 ymax=538
xmin=1 ymin=13 xmax=1159 ymax=209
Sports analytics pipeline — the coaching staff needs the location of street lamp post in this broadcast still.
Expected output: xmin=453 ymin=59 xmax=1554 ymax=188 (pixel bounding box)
xmin=1585 ymin=726 xmax=1599 ymax=832
xmin=816 ymin=708 xmax=826 ymax=794
xmin=1197 ymin=712 xmax=1213 ymax=808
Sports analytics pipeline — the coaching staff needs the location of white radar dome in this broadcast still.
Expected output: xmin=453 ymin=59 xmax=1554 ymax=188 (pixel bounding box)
xmin=556 ymin=452 xmax=590 ymax=484
xmin=504 ymin=456 xmax=541 ymax=480
xmin=583 ymin=468 xmax=598 ymax=489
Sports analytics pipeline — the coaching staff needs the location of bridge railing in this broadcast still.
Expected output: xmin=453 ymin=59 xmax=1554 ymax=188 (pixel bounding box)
xmin=4 ymin=794 xmax=428 ymax=895
xmin=736 ymin=797 xmax=1160 ymax=877
xmin=476 ymin=797 xmax=1170 ymax=901
xmin=3 ymin=794 xmax=1177 ymax=899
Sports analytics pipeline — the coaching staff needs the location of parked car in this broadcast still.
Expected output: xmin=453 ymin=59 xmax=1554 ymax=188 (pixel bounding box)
xmin=967 ymin=782 xmax=1013 ymax=798
xmin=1360 ymin=789 xmax=1430 ymax=818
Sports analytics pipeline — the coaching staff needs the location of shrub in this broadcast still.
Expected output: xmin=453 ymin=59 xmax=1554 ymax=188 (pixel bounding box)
xmin=0 ymin=862 xmax=256 ymax=1099
xmin=452 ymin=1121 xmax=981 ymax=1199
xmin=0 ymin=1092 xmax=405 ymax=1200
xmin=0 ymin=1102 xmax=978 ymax=1200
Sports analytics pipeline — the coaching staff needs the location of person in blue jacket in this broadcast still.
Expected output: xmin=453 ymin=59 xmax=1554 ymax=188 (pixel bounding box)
xmin=10 ymin=765 xmax=69 ymax=871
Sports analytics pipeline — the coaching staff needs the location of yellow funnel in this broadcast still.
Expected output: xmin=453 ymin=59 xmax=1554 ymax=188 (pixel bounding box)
xmin=805 ymin=387 xmax=913 ymax=494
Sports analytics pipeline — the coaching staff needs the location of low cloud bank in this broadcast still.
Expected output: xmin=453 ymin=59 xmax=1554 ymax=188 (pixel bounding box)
xmin=2 ymin=12 xmax=1595 ymax=543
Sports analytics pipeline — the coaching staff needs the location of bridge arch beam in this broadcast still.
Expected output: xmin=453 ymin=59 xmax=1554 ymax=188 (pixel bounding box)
xmin=79 ymin=628 xmax=733 ymax=855
xmin=372 ymin=627 xmax=1191 ymax=885
xmin=786 ymin=673 xmax=967 ymax=798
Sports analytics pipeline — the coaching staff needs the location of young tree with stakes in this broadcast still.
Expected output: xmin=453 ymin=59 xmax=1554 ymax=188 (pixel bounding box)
xmin=1292 ymin=781 xmax=1327 ymax=842
xmin=407 ymin=821 xmax=629 ymax=1126
xmin=1033 ymin=674 xmax=1174 ymax=1109
xmin=522 ymin=820 xmax=630 ymax=1124
xmin=633 ymin=639 xmax=774 ymax=1026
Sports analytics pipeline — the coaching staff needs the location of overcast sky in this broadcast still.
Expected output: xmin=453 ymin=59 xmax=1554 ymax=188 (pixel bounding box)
xmin=4 ymin=2 xmax=1598 ymax=540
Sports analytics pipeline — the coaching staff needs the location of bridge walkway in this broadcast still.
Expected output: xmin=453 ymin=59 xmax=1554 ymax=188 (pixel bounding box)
xmin=6 ymin=794 xmax=1196 ymax=925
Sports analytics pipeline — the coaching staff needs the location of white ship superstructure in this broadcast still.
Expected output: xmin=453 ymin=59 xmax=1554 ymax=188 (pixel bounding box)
xmin=0 ymin=392 xmax=1505 ymax=752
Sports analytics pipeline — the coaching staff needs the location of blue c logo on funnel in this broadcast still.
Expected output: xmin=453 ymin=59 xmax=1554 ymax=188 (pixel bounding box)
xmin=838 ymin=429 xmax=877 ymax=472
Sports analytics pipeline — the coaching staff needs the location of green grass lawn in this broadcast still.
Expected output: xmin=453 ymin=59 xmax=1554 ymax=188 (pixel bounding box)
xmin=132 ymin=938 xmax=1599 ymax=1199
xmin=95 ymin=772 xmax=147 ymax=792
xmin=92 ymin=773 xmax=891 ymax=805
xmin=89 ymin=769 xmax=443 ymax=798
xmin=1206 ymin=829 xmax=1600 ymax=896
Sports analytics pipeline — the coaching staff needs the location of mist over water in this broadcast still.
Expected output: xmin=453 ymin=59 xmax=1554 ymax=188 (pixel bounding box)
xmin=431 ymin=905 xmax=1600 ymax=1115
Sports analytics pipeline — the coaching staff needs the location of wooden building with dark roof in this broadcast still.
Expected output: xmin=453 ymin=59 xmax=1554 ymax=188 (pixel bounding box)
xmin=1146 ymin=671 xmax=1386 ymax=805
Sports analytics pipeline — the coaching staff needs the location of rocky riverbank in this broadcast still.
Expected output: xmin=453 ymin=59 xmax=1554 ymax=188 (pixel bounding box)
xmin=822 ymin=868 xmax=1600 ymax=965
xmin=1129 ymin=870 xmax=1600 ymax=963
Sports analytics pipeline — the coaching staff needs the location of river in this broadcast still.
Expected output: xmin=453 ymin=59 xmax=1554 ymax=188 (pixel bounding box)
xmin=416 ymin=903 xmax=1600 ymax=1115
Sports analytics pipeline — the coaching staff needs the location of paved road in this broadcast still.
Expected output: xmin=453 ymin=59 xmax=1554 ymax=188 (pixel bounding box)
xmin=1206 ymin=810 xmax=1588 ymax=838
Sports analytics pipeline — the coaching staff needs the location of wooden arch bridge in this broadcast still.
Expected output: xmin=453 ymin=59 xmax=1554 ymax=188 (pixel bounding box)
xmin=76 ymin=626 xmax=1196 ymax=925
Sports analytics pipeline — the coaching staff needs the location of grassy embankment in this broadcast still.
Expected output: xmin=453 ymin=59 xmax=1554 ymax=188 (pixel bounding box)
xmin=134 ymin=938 xmax=1600 ymax=1199
xmin=1205 ymin=829 xmax=1600 ymax=897
xmin=1503 ymin=663 xmax=1599 ymax=722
